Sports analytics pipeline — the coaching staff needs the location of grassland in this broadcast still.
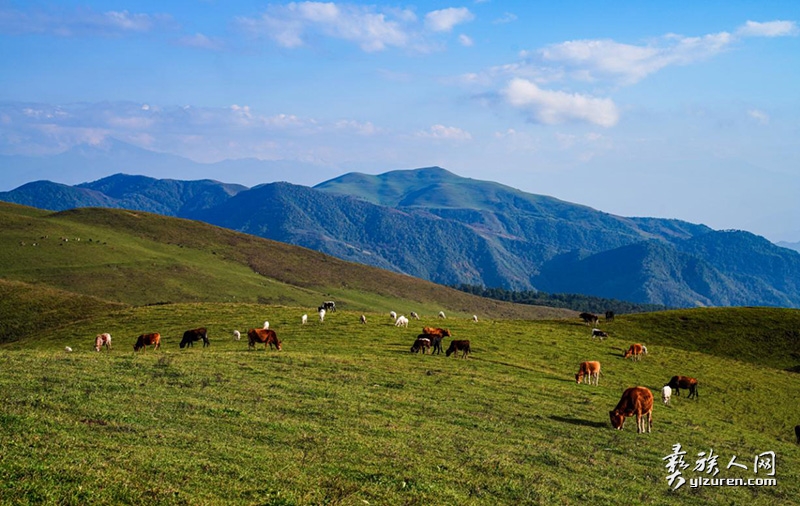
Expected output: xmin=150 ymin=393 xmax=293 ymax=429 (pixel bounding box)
xmin=1 ymin=202 xmax=799 ymax=505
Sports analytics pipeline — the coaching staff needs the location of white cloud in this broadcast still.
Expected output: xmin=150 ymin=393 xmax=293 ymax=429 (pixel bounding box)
xmin=176 ymin=33 xmax=224 ymax=50
xmin=737 ymin=20 xmax=799 ymax=38
xmin=424 ymin=7 xmax=474 ymax=33
xmin=503 ymin=78 xmax=619 ymax=127
xmin=417 ymin=124 xmax=473 ymax=140
xmin=458 ymin=34 xmax=473 ymax=47
xmin=493 ymin=12 xmax=517 ymax=25
xmin=237 ymin=2 xmax=412 ymax=52
xmin=0 ymin=7 xmax=171 ymax=37
xmin=538 ymin=31 xmax=734 ymax=85
xmin=747 ymin=109 xmax=770 ymax=125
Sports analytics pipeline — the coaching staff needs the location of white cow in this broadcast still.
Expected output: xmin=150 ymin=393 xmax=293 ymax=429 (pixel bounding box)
xmin=395 ymin=315 xmax=409 ymax=327
xmin=661 ymin=385 xmax=672 ymax=405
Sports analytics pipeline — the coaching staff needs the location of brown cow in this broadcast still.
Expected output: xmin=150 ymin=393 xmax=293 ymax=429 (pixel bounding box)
xmin=180 ymin=327 xmax=209 ymax=348
xmin=410 ymin=336 xmax=431 ymax=354
xmin=423 ymin=327 xmax=452 ymax=338
xmin=133 ymin=333 xmax=161 ymax=352
xmin=94 ymin=333 xmax=112 ymax=352
xmin=575 ymin=361 xmax=601 ymax=386
xmin=247 ymin=328 xmax=282 ymax=351
xmin=666 ymin=375 xmax=699 ymax=399
xmin=609 ymin=386 xmax=653 ymax=433
xmin=446 ymin=339 xmax=470 ymax=358
xmin=623 ymin=343 xmax=645 ymax=361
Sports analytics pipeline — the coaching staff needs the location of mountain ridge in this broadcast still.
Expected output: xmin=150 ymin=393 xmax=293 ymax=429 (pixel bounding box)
xmin=2 ymin=168 xmax=799 ymax=308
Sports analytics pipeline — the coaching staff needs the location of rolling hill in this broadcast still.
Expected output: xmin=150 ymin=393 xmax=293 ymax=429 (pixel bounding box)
xmin=3 ymin=167 xmax=800 ymax=307
xmin=0 ymin=201 xmax=572 ymax=339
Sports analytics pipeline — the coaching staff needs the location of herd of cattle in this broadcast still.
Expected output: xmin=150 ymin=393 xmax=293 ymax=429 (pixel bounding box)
xmin=81 ymin=307 xmax=800 ymax=438
xmin=578 ymin=312 xmax=701 ymax=434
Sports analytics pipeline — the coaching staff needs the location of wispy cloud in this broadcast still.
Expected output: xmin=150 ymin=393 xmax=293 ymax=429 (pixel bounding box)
xmin=458 ymin=34 xmax=474 ymax=47
xmin=424 ymin=7 xmax=474 ymax=33
xmin=737 ymin=20 xmax=799 ymax=37
xmin=237 ymin=2 xmax=414 ymax=52
xmin=0 ymin=7 xmax=172 ymax=37
xmin=237 ymin=2 xmax=474 ymax=52
xmin=493 ymin=12 xmax=517 ymax=25
xmin=747 ymin=109 xmax=770 ymax=125
xmin=0 ymin=102 xmax=390 ymax=160
xmin=502 ymin=78 xmax=619 ymax=127
xmin=416 ymin=124 xmax=473 ymax=140
xmin=176 ymin=33 xmax=224 ymax=51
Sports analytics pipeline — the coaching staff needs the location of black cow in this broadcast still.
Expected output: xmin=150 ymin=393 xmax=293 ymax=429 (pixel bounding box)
xmin=605 ymin=310 xmax=615 ymax=322
xmin=318 ymin=301 xmax=336 ymax=312
xmin=180 ymin=327 xmax=209 ymax=348
xmin=579 ymin=312 xmax=599 ymax=325
xmin=666 ymin=375 xmax=699 ymax=399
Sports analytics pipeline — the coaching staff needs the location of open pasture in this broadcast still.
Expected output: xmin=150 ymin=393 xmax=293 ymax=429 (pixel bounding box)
xmin=1 ymin=304 xmax=799 ymax=505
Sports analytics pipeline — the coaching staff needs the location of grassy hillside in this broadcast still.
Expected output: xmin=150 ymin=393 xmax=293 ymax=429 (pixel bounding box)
xmin=606 ymin=307 xmax=800 ymax=371
xmin=2 ymin=200 xmax=798 ymax=504
xmin=1 ymin=303 xmax=798 ymax=505
xmin=0 ymin=202 xmax=573 ymax=320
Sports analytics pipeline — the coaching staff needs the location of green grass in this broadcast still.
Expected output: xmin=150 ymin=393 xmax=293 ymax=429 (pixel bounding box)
xmin=2 ymin=202 xmax=799 ymax=504
xmin=1 ymin=304 xmax=799 ymax=505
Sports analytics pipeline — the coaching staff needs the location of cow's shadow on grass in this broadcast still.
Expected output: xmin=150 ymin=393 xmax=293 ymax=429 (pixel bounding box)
xmin=549 ymin=415 xmax=607 ymax=428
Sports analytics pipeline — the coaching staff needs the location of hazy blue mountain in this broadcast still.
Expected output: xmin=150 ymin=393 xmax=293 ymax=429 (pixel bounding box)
xmin=0 ymin=138 xmax=338 ymax=191
xmin=3 ymin=165 xmax=800 ymax=307
xmin=777 ymin=241 xmax=800 ymax=253
xmin=0 ymin=173 xmax=246 ymax=216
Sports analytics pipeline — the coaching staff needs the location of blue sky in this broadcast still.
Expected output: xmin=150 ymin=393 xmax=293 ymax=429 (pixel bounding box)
xmin=1 ymin=1 xmax=799 ymax=242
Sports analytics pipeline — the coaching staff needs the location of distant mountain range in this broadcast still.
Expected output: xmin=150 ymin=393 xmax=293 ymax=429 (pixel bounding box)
xmin=2 ymin=167 xmax=800 ymax=308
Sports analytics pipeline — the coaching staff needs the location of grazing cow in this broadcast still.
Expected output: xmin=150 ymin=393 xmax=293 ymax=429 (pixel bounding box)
xmin=575 ymin=361 xmax=601 ymax=386
xmin=233 ymin=330 xmax=241 ymax=340
xmin=609 ymin=386 xmax=653 ymax=433
xmin=319 ymin=309 xmax=326 ymax=323
xmin=446 ymin=339 xmax=470 ymax=358
xmin=134 ymin=333 xmax=161 ymax=352
xmin=666 ymin=376 xmax=699 ymax=399
xmin=605 ymin=310 xmax=615 ymax=322
xmin=422 ymin=327 xmax=452 ymax=338
xmin=360 ymin=314 xmax=367 ymax=324
xmin=247 ymin=328 xmax=282 ymax=351
xmin=623 ymin=343 xmax=645 ymax=361
xmin=579 ymin=312 xmax=599 ymax=325
xmin=301 ymin=314 xmax=308 ymax=325
xmin=438 ymin=311 xmax=446 ymax=319
xmin=395 ymin=315 xmax=409 ymax=327
xmin=94 ymin=333 xmax=112 ymax=352
xmin=591 ymin=328 xmax=608 ymax=339
xmin=661 ymin=385 xmax=672 ymax=405
xmin=65 ymin=346 xmax=73 ymax=353
xmin=389 ymin=311 xmax=397 ymax=320
xmin=410 ymin=311 xmax=420 ymax=320
xmin=263 ymin=321 xmax=269 ymax=330
xmin=795 ymin=425 xmax=800 ymax=444
xmin=427 ymin=334 xmax=444 ymax=355
xmin=410 ymin=336 xmax=431 ymax=354
xmin=472 ymin=315 xmax=479 ymax=323
xmin=318 ymin=302 xmax=335 ymax=312
xmin=180 ymin=327 xmax=209 ymax=348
